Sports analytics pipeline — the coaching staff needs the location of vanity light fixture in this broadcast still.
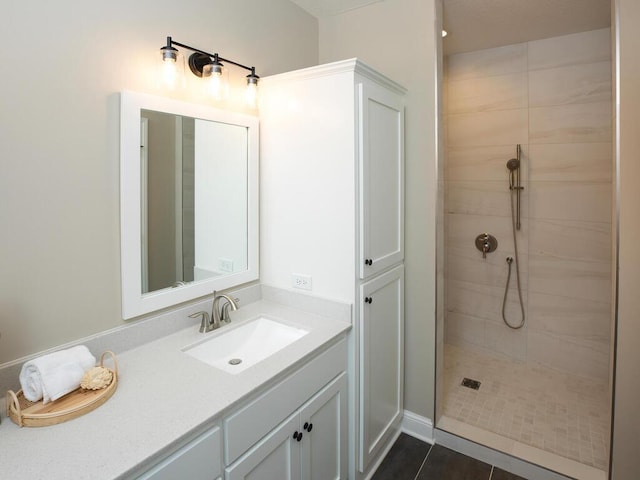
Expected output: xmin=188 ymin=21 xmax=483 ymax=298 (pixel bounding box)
xmin=160 ymin=36 xmax=259 ymax=106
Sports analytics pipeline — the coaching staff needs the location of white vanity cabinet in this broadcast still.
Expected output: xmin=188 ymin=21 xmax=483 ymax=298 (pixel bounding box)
xmin=137 ymin=337 xmax=347 ymax=480
xmin=260 ymin=59 xmax=405 ymax=478
xmin=226 ymin=373 xmax=347 ymax=480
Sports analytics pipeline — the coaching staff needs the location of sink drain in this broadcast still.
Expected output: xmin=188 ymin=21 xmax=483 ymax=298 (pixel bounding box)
xmin=228 ymin=358 xmax=242 ymax=365
xmin=461 ymin=377 xmax=481 ymax=390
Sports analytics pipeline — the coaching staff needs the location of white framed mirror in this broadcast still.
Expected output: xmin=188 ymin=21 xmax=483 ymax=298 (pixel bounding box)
xmin=120 ymin=91 xmax=258 ymax=319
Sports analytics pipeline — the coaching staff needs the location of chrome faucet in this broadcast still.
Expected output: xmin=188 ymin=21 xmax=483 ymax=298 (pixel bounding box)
xmin=188 ymin=292 xmax=239 ymax=333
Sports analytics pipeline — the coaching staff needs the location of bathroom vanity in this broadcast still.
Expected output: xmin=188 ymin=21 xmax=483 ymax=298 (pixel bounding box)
xmin=141 ymin=332 xmax=347 ymax=480
xmin=0 ymin=294 xmax=350 ymax=480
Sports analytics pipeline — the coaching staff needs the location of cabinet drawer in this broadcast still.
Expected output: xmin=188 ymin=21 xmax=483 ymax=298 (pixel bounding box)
xmin=224 ymin=337 xmax=347 ymax=465
xmin=137 ymin=426 xmax=221 ymax=480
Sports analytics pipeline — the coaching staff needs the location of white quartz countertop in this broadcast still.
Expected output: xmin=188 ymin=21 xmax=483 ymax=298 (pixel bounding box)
xmin=0 ymin=299 xmax=351 ymax=479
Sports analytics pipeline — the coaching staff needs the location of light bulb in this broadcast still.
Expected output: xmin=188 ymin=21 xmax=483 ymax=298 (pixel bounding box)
xmin=245 ymin=83 xmax=257 ymax=108
xmin=203 ymin=63 xmax=228 ymax=100
xmin=159 ymin=45 xmax=182 ymax=91
xmin=209 ymin=72 xmax=223 ymax=99
xmin=161 ymin=57 xmax=178 ymax=89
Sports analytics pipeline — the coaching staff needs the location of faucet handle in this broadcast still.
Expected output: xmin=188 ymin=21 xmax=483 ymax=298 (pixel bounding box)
xmin=189 ymin=311 xmax=211 ymax=333
xmin=221 ymin=298 xmax=240 ymax=323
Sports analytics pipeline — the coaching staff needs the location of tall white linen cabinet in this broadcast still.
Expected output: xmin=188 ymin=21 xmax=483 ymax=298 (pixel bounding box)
xmin=260 ymin=59 xmax=406 ymax=479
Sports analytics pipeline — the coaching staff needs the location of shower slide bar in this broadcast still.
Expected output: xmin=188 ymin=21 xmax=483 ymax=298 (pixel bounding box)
xmin=507 ymin=144 xmax=523 ymax=230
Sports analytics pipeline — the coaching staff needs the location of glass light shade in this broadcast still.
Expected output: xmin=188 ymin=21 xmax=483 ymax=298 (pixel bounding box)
xmin=203 ymin=63 xmax=229 ymax=100
xmin=158 ymin=49 xmax=184 ymax=91
xmin=245 ymin=80 xmax=258 ymax=108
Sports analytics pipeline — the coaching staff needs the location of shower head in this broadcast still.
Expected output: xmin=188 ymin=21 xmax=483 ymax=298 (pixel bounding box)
xmin=506 ymin=158 xmax=520 ymax=171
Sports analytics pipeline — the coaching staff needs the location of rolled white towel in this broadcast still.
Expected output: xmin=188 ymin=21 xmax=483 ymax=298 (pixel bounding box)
xmin=19 ymin=345 xmax=96 ymax=404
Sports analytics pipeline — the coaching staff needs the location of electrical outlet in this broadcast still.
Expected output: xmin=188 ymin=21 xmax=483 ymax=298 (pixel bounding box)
xmin=292 ymin=273 xmax=312 ymax=291
xmin=218 ymin=258 xmax=234 ymax=273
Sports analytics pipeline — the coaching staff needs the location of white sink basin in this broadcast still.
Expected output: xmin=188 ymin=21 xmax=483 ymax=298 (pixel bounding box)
xmin=182 ymin=316 xmax=309 ymax=374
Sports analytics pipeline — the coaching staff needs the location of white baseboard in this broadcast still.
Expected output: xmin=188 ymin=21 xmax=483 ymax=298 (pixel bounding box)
xmin=401 ymin=410 xmax=434 ymax=444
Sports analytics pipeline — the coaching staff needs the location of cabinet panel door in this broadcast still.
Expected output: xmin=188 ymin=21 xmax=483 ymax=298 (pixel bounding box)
xmin=358 ymin=265 xmax=404 ymax=471
xmin=358 ymin=82 xmax=404 ymax=279
xmin=226 ymin=415 xmax=300 ymax=480
xmin=300 ymin=373 xmax=348 ymax=480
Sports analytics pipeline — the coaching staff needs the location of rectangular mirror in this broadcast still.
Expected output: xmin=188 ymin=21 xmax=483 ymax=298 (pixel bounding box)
xmin=120 ymin=91 xmax=258 ymax=319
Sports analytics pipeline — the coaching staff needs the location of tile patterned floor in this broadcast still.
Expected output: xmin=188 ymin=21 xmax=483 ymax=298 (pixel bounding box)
xmin=442 ymin=344 xmax=610 ymax=470
xmin=372 ymin=433 xmax=526 ymax=480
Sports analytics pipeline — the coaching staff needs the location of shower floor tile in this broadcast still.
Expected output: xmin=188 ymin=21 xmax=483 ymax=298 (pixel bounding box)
xmin=441 ymin=344 xmax=610 ymax=471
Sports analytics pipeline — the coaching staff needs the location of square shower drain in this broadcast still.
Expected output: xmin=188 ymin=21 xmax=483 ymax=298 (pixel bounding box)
xmin=461 ymin=377 xmax=481 ymax=390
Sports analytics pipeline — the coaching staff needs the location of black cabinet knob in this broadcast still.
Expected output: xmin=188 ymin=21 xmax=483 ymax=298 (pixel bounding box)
xmin=365 ymin=297 xmax=373 ymax=304
xmin=365 ymin=258 xmax=373 ymax=266
xmin=306 ymin=422 xmax=313 ymax=432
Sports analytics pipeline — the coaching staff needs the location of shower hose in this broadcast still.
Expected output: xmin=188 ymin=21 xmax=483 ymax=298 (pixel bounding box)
xmin=502 ymin=177 xmax=526 ymax=329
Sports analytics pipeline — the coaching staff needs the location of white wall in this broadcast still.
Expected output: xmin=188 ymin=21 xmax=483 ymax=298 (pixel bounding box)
xmin=319 ymin=0 xmax=440 ymax=419
xmin=0 ymin=0 xmax=318 ymax=364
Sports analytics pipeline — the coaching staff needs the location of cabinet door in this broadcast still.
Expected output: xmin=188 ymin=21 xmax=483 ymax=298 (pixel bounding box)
xmin=299 ymin=373 xmax=348 ymax=480
xmin=225 ymin=414 xmax=301 ymax=480
xmin=358 ymin=81 xmax=404 ymax=280
xmin=358 ymin=265 xmax=404 ymax=471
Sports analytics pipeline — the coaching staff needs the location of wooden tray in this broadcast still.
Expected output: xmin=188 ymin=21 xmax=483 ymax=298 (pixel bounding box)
xmin=6 ymin=351 xmax=118 ymax=427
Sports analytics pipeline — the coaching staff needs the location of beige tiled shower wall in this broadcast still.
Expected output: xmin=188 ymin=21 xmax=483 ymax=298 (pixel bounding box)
xmin=444 ymin=28 xmax=612 ymax=380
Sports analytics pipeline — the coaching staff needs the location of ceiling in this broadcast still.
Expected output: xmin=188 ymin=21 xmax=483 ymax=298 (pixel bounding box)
xmin=443 ymin=0 xmax=611 ymax=54
xmin=290 ymin=0 xmax=611 ymax=55
xmin=289 ymin=0 xmax=384 ymax=17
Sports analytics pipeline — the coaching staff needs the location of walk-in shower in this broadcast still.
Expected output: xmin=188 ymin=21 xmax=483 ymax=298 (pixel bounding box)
xmin=437 ymin=23 xmax=614 ymax=479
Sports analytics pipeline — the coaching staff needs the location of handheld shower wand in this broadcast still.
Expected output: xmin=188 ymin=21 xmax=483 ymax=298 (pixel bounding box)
xmin=502 ymin=144 xmax=525 ymax=329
